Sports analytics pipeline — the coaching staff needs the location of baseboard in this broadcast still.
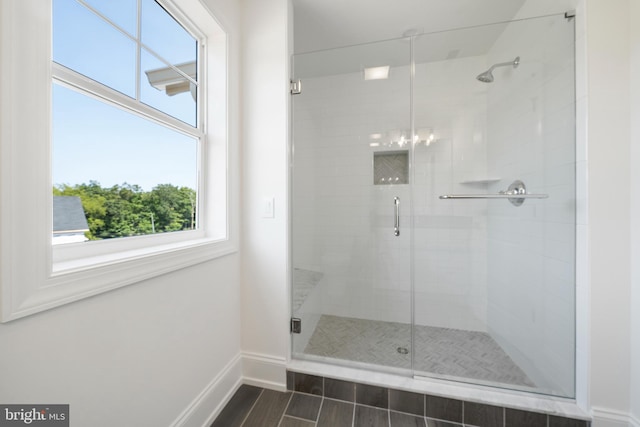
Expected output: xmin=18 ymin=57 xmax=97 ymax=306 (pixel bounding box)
xmin=592 ymin=407 xmax=637 ymax=427
xmin=169 ymin=353 xmax=243 ymax=427
xmin=242 ymin=351 xmax=288 ymax=391
xmin=168 ymin=352 xmax=287 ymax=427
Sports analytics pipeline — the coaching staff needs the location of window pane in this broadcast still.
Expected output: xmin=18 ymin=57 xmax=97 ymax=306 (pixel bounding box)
xmin=52 ymin=83 xmax=198 ymax=241
xmin=141 ymin=48 xmax=197 ymax=126
xmin=83 ymin=0 xmax=138 ymax=37
xmin=53 ymin=0 xmax=136 ymax=97
xmin=141 ymin=0 xmax=197 ymax=66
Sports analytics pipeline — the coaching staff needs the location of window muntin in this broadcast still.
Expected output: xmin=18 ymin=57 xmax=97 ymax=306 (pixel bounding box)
xmin=82 ymin=0 xmax=138 ymax=36
xmin=52 ymin=0 xmax=202 ymax=245
xmin=53 ymin=0 xmax=199 ymax=126
xmin=141 ymin=48 xmax=197 ymax=126
xmin=140 ymin=0 xmax=197 ymax=65
xmin=53 ymin=0 xmax=137 ymax=97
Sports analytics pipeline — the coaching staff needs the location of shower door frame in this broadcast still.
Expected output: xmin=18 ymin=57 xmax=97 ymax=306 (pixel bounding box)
xmin=289 ymin=11 xmax=582 ymax=401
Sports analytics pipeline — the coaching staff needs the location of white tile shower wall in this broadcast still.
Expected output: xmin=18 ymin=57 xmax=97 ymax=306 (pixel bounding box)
xmin=292 ymin=101 xmax=321 ymax=274
xmin=412 ymin=55 xmax=490 ymax=332
xmin=484 ymin=15 xmax=576 ymax=396
xmin=293 ymin=54 xmax=491 ymax=330
xmin=293 ymin=67 xmax=413 ymax=324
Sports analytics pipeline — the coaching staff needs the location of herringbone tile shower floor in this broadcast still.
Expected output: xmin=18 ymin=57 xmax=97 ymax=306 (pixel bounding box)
xmin=304 ymin=315 xmax=535 ymax=388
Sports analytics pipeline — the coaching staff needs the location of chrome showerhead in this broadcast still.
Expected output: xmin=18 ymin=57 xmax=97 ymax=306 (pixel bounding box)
xmin=476 ymin=70 xmax=494 ymax=83
xmin=476 ymin=56 xmax=520 ymax=83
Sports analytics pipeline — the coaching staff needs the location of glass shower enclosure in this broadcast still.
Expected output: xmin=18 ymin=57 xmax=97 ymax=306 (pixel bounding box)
xmin=291 ymin=13 xmax=576 ymax=398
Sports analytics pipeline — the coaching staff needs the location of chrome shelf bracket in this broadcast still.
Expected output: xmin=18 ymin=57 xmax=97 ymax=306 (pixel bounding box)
xmin=439 ymin=180 xmax=548 ymax=207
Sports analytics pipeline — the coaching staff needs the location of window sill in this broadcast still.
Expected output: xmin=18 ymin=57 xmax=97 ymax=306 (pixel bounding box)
xmin=53 ymin=235 xmax=236 ymax=274
xmin=2 ymin=237 xmax=237 ymax=322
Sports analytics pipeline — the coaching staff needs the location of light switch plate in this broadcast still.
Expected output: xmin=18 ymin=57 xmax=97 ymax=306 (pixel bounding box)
xmin=262 ymin=197 xmax=275 ymax=218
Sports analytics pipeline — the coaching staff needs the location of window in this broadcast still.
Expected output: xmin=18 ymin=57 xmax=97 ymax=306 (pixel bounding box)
xmin=53 ymin=0 xmax=201 ymax=245
xmin=0 ymin=0 xmax=234 ymax=322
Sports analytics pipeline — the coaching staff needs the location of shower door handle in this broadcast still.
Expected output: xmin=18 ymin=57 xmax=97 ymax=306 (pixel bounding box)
xmin=394 ymin=197 xmax=400 ymax=236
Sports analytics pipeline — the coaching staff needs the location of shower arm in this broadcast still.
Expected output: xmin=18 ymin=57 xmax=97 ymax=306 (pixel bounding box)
xmin=487 ymin=60 xmax=518 ymax=72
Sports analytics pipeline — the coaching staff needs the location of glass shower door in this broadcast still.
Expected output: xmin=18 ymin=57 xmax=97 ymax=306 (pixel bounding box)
xmin=411 ymin=14 xmax=576 ymax=397
xmin=291 ymin=39 xmax=413 ymax=373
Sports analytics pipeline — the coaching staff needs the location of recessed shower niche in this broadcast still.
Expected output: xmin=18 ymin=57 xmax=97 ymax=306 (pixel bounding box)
xmin=373 ymin=151 xmax=409 ymax=185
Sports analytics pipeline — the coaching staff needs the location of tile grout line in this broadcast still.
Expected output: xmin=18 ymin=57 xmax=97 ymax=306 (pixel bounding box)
xmin=282 ymin=414 xmax=317 ymax=425
xmin=462 ymin=399 xmax=465 ymax=425
xmin=351 ymin=399 xmax=355 ymax=427
xmin=422 ymin=395 xmax=429 ymax=427
xmin=390 ymin=389 xmax=398 ymax=427
xmin=293 ymin=390 xmax=324 ymax=398
xmin=426 ymin=415 xmax=466 ymax=426
xmin=276 ymin=391 xmax=295 ymax=427
xmin=315 ymin=396 xmax=325 ymax=426
xmin=239 ymin=388 xmax=264 ymax=427
xmin=357 ymin=402 xmax=398 ymax=412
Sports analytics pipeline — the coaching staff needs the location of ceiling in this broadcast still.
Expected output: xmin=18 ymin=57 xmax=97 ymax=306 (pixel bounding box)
xmin=291 ymin=0 xmax=579 ymax=54
xmin=292 ymin=20 xmax=512 ymax=78
xmin=291 ymin=0 xmax=577 ymax=78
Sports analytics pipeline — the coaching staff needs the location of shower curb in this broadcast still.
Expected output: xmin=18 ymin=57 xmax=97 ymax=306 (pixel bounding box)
xmin=286 ymin=370 xmax=591 ymax=427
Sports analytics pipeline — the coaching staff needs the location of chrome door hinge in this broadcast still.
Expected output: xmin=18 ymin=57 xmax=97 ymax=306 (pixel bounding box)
xmin=290 ymin=79 xmax=302 ymax=95
xmin=291 ymin=317 xmax=302 ymax=334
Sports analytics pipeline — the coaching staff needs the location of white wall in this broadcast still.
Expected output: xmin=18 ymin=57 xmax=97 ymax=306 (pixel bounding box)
xmin=0 ymin=257 xmax=243 ymax=427
xmin=0 ymin=0 xmax=244 ymax=425
xmin=629 ymin=1 xmax=640 ymax=425
xmin=240 ymin=0 xmax=290 ymax=387
xmin=585 ymin=0 xmax=633 ymax=425
xmin=413 ymin=55 xmax=490 ymax=331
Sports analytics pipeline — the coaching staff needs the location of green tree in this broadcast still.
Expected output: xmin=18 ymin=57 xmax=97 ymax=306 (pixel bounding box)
xmin=147 ymin=184 xmax=196 ymax=232
xmin=53 ymin=182 xmax=196 ymax=240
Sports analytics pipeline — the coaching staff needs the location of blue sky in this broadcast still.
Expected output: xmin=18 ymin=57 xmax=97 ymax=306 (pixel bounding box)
xmin=52 ymin=0 xmax=198 ymax=192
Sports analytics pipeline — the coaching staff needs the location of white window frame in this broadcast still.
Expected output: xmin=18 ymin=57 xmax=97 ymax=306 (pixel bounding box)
xmin=0 ymin=0 xmax=235 ymax=322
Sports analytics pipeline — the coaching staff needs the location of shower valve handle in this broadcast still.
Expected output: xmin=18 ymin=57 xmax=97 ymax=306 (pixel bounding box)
xmin=394 ymin=197 xmax=400 ymax=236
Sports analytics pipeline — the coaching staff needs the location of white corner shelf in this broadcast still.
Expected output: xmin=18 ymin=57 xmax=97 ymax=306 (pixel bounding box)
xmin=459 ymin=178 xmax=502 ymax=185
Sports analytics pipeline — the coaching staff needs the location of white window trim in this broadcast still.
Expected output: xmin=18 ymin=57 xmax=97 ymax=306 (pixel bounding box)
xmin=0 ymin=0 xmax=236 ymax=322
